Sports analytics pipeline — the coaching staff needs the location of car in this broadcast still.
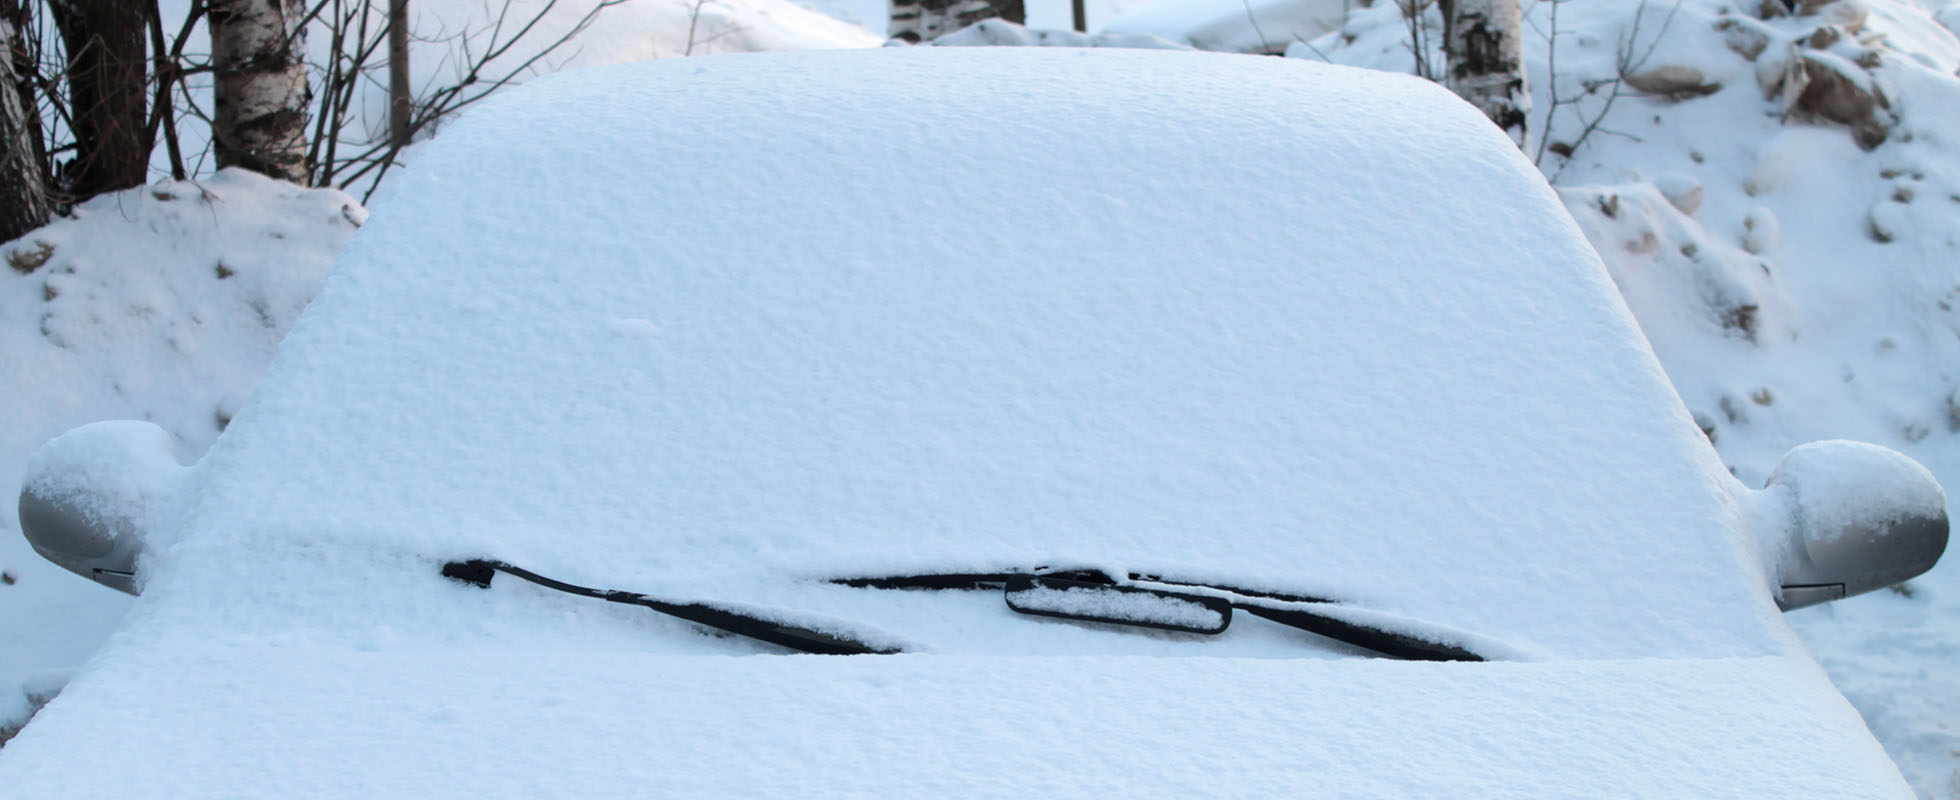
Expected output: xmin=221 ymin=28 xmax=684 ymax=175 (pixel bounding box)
xmin=4 ymin=46 xmax=1948 ymax=796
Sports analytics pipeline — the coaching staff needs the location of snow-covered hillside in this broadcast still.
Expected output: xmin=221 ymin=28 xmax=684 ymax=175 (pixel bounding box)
xmin=1282 ymin=0 xmax=1959 ymax=793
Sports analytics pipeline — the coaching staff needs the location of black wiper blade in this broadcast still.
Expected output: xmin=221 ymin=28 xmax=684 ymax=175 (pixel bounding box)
xmin=831 ymin=569 xmax=1116 ymax=591
xmin=442 ymin=560 xmax=903 ymax=656
xmin=1232 ymin=602 xmax=1484 ymax=662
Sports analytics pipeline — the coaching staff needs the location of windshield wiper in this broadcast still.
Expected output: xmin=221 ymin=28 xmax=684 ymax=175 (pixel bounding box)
xmin=443 ymin=560 xmax=904 ymax=655
xmin=833 ymin=569 xmax=1484 ymax=662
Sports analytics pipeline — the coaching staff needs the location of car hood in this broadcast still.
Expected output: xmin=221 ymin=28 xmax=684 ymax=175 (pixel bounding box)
xmin=0 ymin=645 xmax=1908 ymax=797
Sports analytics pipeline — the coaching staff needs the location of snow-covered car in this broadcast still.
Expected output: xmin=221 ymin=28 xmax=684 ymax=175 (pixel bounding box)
xmin=5 ymin=48 xmax=1949 ymax=796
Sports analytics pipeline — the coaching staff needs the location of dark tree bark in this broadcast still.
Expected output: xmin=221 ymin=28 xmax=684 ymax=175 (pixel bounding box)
xmin=0 ymin=0 xmax=48 ymax=241
xmin=888 ymin=0 xmax=1024 ymax=43
xmin=210 ymin=0 xmax=312 ymax=183
xmin=50 ymin=0 xmax=154 ymax=198
xmin=388 ymin=0 xmax=409 ymax=147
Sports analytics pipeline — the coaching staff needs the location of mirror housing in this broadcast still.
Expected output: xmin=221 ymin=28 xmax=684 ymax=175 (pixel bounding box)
xmin=1763 ymin=441 xmax=1948 ymax=611
xmin=18 ymin=421 xmax=186 ymax=595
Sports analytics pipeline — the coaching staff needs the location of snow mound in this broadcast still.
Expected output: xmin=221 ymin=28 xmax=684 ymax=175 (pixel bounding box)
xmin=0 ymin=169 xmax=361 ymax=731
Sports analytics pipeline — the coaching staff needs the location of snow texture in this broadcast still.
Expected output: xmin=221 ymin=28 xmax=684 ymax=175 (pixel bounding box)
xmin=21 ymin=421 xmax=187 ymax=537
xmin=1284 ymin=0 xmax=1960 ymax=790
xmin=0 ymin=48 xmax=1909 ymax=795
xmin=148 ymin=48 xmax=1787 ymax=660
xmin=0 ymin=170 xmax=360 ymax=729
xmin=1769 ymin=440 xmax=1948 ymax=550
xmin=0 ymin=651 xmax=1910 ymax=798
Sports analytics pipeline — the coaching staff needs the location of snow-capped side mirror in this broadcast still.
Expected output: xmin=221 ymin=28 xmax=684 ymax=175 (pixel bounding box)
xmin=18 ymin=421 xmax=187 ymax=595
xmin=1762 ymin=441 xmax=1948 ymax=611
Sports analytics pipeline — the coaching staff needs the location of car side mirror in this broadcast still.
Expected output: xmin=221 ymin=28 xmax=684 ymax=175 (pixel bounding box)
xmin=1761 ymin=441 xmax=1948 ymax=611
xmin=17 ymin=421 xmax=187 ymax=596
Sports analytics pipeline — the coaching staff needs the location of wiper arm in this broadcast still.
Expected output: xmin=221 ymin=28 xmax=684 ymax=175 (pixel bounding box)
xmin=1110 ymin=577 xmax=1485 ymax=662
xmin=443 ymin=560 xmax=904 ymax=655
xmin=834 ymin=569 xmax=1486 ymax=661
xmin=832 ymin=569 xmax=1114 ymax=591
xmin=1228 ymin=600 xmax=1483 ymax=662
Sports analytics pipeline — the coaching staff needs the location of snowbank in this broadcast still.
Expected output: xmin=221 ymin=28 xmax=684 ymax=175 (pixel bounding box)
xmin=0 ymin=170 xmax=361 ymax=730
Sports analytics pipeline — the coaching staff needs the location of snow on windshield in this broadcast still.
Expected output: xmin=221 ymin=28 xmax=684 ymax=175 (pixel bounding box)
xmin=126 ymin=48 xmax=1795 ymax=662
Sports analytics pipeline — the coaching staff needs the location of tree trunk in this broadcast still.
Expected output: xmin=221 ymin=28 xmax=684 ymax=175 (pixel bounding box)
xmin=389 ymin=0 xmax=410 ymax=147
xmin=888 ymin=0 xmax=1024 ymax=43
xmin=0 ymin=2 xmax=47 ymax=242
xmin=210 ymin=0 xmax=311 ymax=183
xmin=1440 ymin=0 xmax=1529 ymax=147
xmin=50 ymin=0 xmax=152 ymax=198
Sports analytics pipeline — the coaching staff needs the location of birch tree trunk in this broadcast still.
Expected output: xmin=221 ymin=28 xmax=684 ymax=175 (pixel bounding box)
xmin=210 ymin=0 xmax=311 ymax=182
xmin=1440 ymin=0 xmax=1529 ymax=147
xmin=0 ymin=2 xmax=47 ymax=241
xmin=888 ymin=0 xmax=1024 ymax=43
xmin=50 ymin=0 xmax=152 ymax=198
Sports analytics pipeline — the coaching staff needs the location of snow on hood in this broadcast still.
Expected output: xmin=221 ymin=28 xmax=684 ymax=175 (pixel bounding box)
xmin=126 ymin=47 xmax=1797 ymax=661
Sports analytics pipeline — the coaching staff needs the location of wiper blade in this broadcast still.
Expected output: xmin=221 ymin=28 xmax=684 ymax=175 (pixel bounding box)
xmin=1121 ymin=578 xmax=1485 ymax=662
xmin=442 ymin=560 xmax=904 ymax=656
xmin=1230 ymin=601 xmax=1483 ymax=662
xmin=1004 ymin=575 xmax=1232 ymax=635
xmin=836 ymin=568 xmax=1486 ymax=661
xmin=832 ymin=569 xmax=1115 ymax=591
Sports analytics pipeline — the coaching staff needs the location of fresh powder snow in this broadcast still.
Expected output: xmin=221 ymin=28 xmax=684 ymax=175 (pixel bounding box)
xmin=0 ymin=170 xmax=361 ymax=733
xmin=1271 ymin=0 xmax=1960 ymax=789
xmin=0 ymin=49 xmax=1914 ymax=796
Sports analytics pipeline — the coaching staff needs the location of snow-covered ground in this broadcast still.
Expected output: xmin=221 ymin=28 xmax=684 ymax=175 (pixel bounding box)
xmin=0 ymin=171 xmax=362 ymax=734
